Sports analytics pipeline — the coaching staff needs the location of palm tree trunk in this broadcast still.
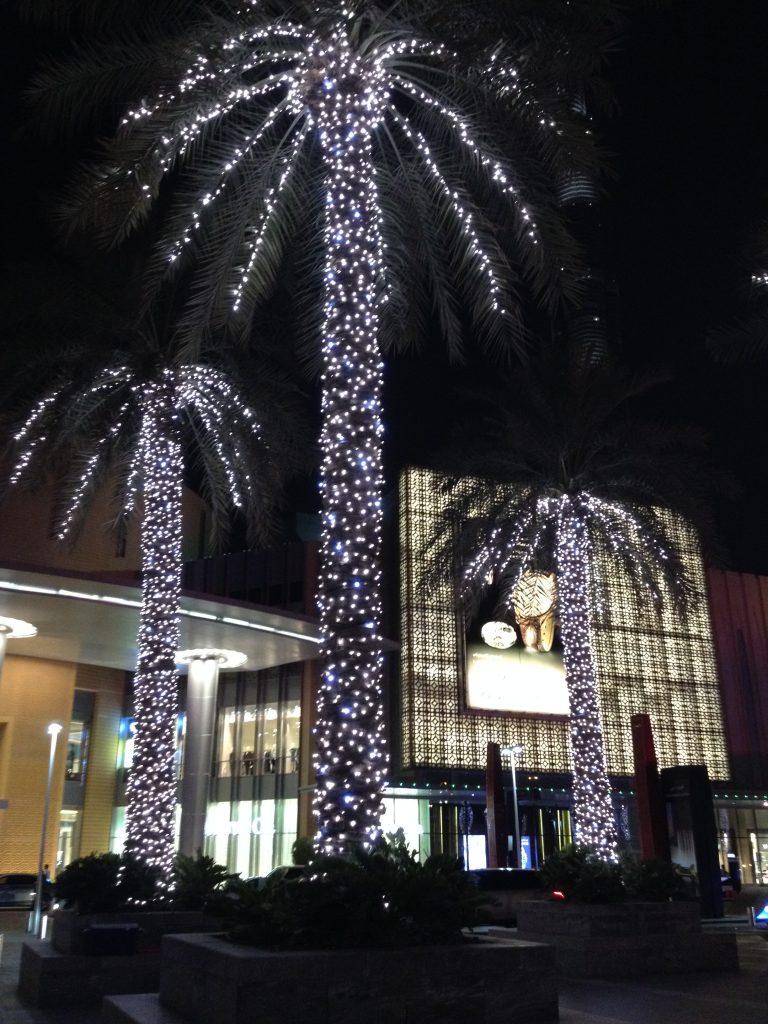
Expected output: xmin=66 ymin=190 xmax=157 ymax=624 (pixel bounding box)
xmin=555 ymin=502 xmax=618 ymax=861
xmin=126 ymin=384 xmax=182 ymax=879
xmin=313 ymin=95 xmax=387 ymax=854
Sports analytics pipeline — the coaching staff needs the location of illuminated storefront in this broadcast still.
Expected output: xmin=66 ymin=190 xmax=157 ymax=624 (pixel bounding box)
xmin=202 ymin=665 xmax=304 ymax=876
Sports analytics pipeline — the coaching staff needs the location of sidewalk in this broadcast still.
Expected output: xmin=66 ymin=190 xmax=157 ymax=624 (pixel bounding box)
xmin=0 ymin=916 xmax=765 ymax=1023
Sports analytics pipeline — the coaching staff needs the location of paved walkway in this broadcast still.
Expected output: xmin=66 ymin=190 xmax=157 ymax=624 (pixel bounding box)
xmin=0 ymin=914 xmax=765 ymax=1023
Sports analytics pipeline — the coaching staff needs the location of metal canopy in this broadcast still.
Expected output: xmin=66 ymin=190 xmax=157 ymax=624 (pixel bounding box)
xmin=0 ymin=565 xmax=321 ymax=673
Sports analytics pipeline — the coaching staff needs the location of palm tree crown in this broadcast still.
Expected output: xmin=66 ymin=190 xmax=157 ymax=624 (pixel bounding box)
xmin=7 ymin=336 xmax=284 ymax=877
xmin=433 ymin=352 xmax=710 ymax=859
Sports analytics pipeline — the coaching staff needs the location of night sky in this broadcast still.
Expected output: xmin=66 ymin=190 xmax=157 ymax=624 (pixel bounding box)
xmin=2 ymin=2 xmax=768 ymax=572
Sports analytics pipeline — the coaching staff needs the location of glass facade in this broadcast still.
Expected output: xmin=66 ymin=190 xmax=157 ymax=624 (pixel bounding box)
xmin=57 ymin=809 xmax=80 ymax=870
xmin=203 ymin=664 xmax=303 ymax=876
xmin=717 ymin=802 xmax=768 ymax=885
xmin=216 ymin=700 xmax=301 ymax=779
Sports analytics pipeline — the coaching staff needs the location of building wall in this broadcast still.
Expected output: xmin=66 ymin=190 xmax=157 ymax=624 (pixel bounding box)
xmin=399 ymin=467 xmax=729 ymax=781
xmin=707 ymin=568 xmax=768 ymax=789
xmin=0 ymin=480 xmax=208 ymax=577
xmin=0 ymin=656 xmax=76 ymax=872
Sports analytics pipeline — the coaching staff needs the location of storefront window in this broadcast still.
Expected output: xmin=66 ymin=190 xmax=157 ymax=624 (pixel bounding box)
xmin=717 ymin=804 xmax=768 ymax=886
xmin=216 ymin=702 xmax=301 ymax=778
xmin=205 ymin=798 xmax=297 ymax=877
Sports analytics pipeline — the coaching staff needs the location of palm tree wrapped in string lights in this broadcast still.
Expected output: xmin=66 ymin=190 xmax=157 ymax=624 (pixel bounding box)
xmin=431 ymin=352 xmax=711 ymax=860
xmin=33 ymin=0 xmax=612 ymax=852
xmin=6 ymin=335 xmax=287 ymax=879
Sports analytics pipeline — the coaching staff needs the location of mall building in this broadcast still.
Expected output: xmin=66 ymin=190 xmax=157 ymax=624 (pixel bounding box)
xmin=0 ymin=468 xmax=766 ymax=887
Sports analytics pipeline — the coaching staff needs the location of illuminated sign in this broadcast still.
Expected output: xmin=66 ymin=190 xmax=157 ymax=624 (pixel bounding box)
xmin=466 ymin=643 xmax=570 ymax=716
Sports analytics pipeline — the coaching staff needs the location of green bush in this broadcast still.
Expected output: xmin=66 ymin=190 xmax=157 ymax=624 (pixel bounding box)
xmin=54 ymin=853 xmax=160 ymax=913
xmin=618 ymin=851 xmax=689 ymax=901
xmin=291 ymin=836 xmax=314 ymax=866
xmin=225 ymin=832 xmax=485 ymax=949
xmin=171 ymin=851 xmax=234 ymax=911
xmin=540 ymin=845 xmax=692 ymax=903
xmin=539 ymin=845 xmax=624 ymax=903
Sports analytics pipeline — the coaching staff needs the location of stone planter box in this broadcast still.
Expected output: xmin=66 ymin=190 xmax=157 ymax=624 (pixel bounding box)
xmin=514 ymin=900 xmax=738 ymax=978
xmin=18 ymin=911 xmax=223 ymax=1008
xmin=112 ymin=931 xmax=558 ymax=1024
xmin=51 ymin=908 xmax=216 ymax=954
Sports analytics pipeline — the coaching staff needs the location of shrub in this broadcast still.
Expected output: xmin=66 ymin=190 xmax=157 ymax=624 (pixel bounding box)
xmin=539 ymin=845 xmax=624 ymax=903
xmin=171 ymin=851 xmax=234 ymax=911
xmin=540 ymin=845 xmax=692 ymax=903
xmin=54 ymin=853 xmax=160 ymax=913
xmin=291 ymin=836 xmax=314 ymax=866
xmin=225 ymin=832 xmax=485 ymax=949
xmin=618 ymin=852 xmax=689 ymax=901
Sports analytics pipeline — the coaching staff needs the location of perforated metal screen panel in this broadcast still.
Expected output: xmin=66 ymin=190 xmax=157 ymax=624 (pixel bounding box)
xmin=399 ymin=467 xmax=729 ymax=780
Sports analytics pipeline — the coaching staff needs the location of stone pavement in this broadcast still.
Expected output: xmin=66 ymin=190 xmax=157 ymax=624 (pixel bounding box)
xmin=0 ymin=913 xmax=765 ymax=1024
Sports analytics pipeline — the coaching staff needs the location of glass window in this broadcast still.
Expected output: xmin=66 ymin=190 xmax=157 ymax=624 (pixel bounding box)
xmin=57 ymin=810 xmax=80 ymax=871
xmin=65 ymin=722 xmax=89 ymax=782
xmin=204 ymin=798 xmax=298 ymax=877
xmin=216 ymin=700 xmax=301 ymax=778
xmin=117 ymin=715 xmax=185 ymax=777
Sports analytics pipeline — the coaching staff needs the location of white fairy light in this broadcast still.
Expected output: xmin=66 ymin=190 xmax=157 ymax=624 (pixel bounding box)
xmin=101 ymin=5 xmax=570 ymax=854
xmin=10 ymin=361 xmax=267 ymax=878
xmin=457 ymin=485 xmax=689 ymax=862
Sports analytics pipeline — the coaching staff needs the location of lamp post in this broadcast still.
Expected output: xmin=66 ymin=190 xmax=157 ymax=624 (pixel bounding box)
xmin=31 ymin=722 xmax=62 ymax=937
xmin=501 ymin=744 xmax=523 ymax=868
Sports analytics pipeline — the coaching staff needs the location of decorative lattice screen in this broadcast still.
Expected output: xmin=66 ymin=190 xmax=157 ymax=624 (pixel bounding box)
xmin=399 ymin=467 xmax=729 ymax=780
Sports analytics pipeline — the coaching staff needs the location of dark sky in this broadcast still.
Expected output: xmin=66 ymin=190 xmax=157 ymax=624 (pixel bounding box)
xmin=389 ymin=2 xmax=768 ymax=574
xmin=3 ymin=2 xmax=768 ymax=572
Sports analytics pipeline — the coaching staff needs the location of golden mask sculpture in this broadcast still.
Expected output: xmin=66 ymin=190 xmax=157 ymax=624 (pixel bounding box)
xmin=511 ymin=571 xmax=557 ymax=652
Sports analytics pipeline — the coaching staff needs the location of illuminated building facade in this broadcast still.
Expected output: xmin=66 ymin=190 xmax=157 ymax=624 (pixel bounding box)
xmin=390 ymin=467 xmax=746 ymax=872
xmin=0 ymin=487 xmax=319 ymax=878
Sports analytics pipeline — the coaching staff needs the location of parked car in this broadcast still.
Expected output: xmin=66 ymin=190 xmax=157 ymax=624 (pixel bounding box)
xmin=0 ymin=873 xmax=52 ymax=909
xmin=258 ymin=865 xmax=306 ymax=889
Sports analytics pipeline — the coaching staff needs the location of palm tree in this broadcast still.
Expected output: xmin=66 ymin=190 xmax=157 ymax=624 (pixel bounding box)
xmin=5 ymin=329 xmax=295 ymax=879
xmin=431 ymin=349 xmax=711 ymax=860
xmin=30 ymin=0 xmax=614 ymax=853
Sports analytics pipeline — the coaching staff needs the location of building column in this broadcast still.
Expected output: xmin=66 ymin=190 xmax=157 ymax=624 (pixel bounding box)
xmin=177 ymin=649 xmax=246 ymax=858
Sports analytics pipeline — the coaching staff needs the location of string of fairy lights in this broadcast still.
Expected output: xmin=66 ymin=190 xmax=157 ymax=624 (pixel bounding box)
xmin=312 ymin=21 xmax=388 ymax=854
xmin=11 ymin=363 xmax=267 ymax=876
xmin=455 ymin=488 xmax=688 ymax=861
xmin=106 ymin=2 xmax=567 ymax=852
xmin=126 ymin=379 xmax=182 ymax=877
xmin=553 ymin=499 xmax=618 ymax=861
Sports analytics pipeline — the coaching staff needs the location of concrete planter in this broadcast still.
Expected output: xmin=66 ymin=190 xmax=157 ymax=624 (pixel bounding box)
xmin=514 ymin=900 xmax=738 ymax=977
xmin=18 ymin=911 xmax=222 ymax=1008
xmin=128 ymin=931 xmax=559 ymax=1024
xmin=51 ymin=908 xmax=215 ymax=954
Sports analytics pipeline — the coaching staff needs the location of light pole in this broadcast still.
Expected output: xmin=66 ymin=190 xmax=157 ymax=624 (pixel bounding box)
xmin=501 ymin=744 xmax=523 ymax=868
xmin=31 ymin=722 xmax=62 ymax=937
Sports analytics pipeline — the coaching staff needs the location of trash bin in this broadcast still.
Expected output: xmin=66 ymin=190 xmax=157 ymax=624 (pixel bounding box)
xmin=82 ymin=923 xmax=139 ymax=955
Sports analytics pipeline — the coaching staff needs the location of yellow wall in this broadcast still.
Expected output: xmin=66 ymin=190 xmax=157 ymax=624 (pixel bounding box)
xmin=0 ymin=656 xmax=76 ymax=873
xmin=0 ymin=479 xmax=209 ymax=577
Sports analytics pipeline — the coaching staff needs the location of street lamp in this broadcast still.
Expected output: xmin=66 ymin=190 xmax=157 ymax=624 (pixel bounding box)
xmin=30 ymin=722 xmax=62 ymax=937
xmin=501 ymin=744 xmax=524 ymax=868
